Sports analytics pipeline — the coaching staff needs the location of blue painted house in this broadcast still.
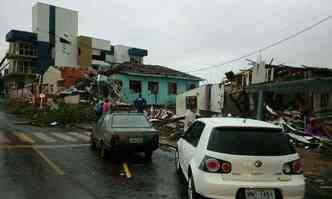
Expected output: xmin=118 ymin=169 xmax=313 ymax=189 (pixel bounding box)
xmin=107 ymin=63 xmax=203 ymax=105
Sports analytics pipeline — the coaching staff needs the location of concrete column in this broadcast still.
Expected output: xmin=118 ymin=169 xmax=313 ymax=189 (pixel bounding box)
xmin=256 ymin=90 xmax=264 ymax=120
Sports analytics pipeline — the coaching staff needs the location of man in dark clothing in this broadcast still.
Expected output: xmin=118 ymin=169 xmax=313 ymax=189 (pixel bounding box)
xmin=134 ymin=94 xmax=146 ymax=113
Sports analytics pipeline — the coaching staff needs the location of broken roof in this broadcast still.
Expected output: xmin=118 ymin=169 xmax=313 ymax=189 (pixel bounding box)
xmin=58 ymin=67 xmax=89 ymax=88
xmin=248 ymin=77 xmax=332 ymax=93
xmin=103 ymin=63 xmax=203 ymax=81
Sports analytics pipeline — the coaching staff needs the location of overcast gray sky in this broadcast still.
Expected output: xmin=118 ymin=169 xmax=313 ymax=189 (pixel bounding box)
xmin=1 ymin=0 xmax=332 ymax=83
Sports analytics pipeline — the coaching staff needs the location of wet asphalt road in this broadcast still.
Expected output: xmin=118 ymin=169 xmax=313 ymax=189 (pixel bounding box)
xmin=1 ymin=101 xmax=331 ymax=199
xmin=0 ymin=102 xmax=186 ymax=199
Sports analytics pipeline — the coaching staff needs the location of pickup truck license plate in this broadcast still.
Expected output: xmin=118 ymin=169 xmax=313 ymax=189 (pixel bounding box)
xmin=245 ymin=189 xmax=275 ymax=199
xmin=129 ymin=137 xmax=143 ymax=144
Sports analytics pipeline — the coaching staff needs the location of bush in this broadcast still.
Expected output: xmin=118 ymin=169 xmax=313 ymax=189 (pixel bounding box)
xmin=6 ymin=100 xmax=96 ymax=126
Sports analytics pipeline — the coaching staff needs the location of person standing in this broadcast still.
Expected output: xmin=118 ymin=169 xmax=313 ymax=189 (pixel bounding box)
xmin=103 ymin=98 xmax=111 ymax=113
xmin=134 ymin=94 xmax=146 ymax=113
xmin=184 ymin=107 xmax=197 ymax=132
xmin=95 ymin=98 xmax=103 ymax=121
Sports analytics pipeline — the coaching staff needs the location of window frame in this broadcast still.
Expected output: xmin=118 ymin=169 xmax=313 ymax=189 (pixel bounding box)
xmin=129 ymin=80 xmax=142 ymax=93
xmin=168 ymin=82 xmax=177 ymax=95
xmin=148 ymin=81 xmax=159 ymax=94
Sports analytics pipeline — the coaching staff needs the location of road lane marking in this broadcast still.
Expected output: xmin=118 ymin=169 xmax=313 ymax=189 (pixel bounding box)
xmin=52 ymin=133 xmax=78 ymax=142
xmin=68 ymin=132 xmax=90 ymax=142
xmin=122 ymin=163 xmax=132 ymax=178
xmin=0 ymin=135 xmax=11 ymax=144
xmin=14 ymin=132 xmax=35 ymax=143
xmin=0 ymin=144 xmax=90 ymax=149
xmin=33 ymin=147 xmax=65 ymax=176
xmin=33 ymin=133 xmax=57 ymax=143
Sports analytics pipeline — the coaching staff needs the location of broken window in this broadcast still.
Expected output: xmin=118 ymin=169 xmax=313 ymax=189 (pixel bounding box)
xmin=59 ymin=37 xmax=71 ymax=44
xmin=186 ymin=96 xmax=197 ymax=110
xmin=168 ymin=82 xmax=177 ymax=94
xmin=148 ymin=81 xmax=159 ymax=94
xmin=129 ymin=80 xmax=142 ymax=93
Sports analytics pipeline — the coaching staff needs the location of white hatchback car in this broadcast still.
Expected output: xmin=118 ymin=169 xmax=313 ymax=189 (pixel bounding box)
xmin=176 ymin=117 xmax=305 ymax=199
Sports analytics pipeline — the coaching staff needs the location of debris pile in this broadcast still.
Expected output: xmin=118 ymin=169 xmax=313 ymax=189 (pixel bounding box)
xmin=147 ymin=108 xmax=184 ymax=139
xmin=266 ymin=105 xmax=332 ymax=154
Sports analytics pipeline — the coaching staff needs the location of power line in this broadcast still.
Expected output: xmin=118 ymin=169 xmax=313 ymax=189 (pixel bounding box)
xmin=187 ymin=15 xmax=332 ymax=73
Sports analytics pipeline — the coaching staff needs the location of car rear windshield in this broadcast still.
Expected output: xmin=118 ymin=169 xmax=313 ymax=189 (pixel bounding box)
xmin=112 ymin=115 xmax=150 ymax=128
xmin=207 ymin=127 xmax=295 ymax=156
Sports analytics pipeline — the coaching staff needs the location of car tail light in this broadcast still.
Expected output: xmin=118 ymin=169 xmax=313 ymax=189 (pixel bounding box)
xmin=199 ymin=156 xmax=232 ymax=174
xmin=206 ymin=158 xmax=220 ymax=172
xmin=283 ymin=159 xmax=303 ymax=175
xmin=221 ymin=162 xmax=232 ymax=173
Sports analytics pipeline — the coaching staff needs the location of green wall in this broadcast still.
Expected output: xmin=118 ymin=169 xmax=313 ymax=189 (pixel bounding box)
xmin=110 ymin=74 xmax=199 ymax=105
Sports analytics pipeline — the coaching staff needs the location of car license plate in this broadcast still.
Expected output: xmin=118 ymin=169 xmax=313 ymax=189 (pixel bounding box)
xmin=245 ymin=189 xmax=275 ymax=199
xmin=129 ymin=137 xmax=143 ymax=144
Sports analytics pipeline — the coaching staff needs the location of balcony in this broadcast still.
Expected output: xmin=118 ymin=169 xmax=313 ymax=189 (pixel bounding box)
xmin=7 ymin=42 xmax=37 ymax=60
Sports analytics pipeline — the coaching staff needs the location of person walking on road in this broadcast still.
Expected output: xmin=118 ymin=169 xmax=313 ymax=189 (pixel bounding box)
xmin=134 ymin=94 xmax=146 ymax=113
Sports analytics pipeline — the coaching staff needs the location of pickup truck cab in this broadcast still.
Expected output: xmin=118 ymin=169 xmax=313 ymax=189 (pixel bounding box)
xmin=91 ymin=112 xmax=159 ymax=159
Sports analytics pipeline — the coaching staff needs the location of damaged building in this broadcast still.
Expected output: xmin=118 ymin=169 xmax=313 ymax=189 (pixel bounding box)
xmin=100 ymin=63 xmax=202 ymax=106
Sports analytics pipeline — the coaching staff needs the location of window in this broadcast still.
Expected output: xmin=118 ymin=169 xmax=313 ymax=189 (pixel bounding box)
xmin=207 ymin=127 xmax=296 ymax=156
xmin=168 ymin=82 xmax=177 ymax=94
xmin=59 ymin=37 xmax=71 ymax=44
xmin=17 ymin=42 xmax=36 ymax=57
xmin=148 ymin=81 xmax=159 ymax=94
xmin=130 ymin=56 xmax=143 ymax=64
xmin=129 ymin=80 xmax=142 ymax=93
xmin=186 ymin=96 xmax=197 ymax=110
xmin=184 ymin=121 xmax=205 ymax=147
xmin=23 ymin=61 xmax=29 ymax=73
xmin=111 ymin=115 xmax=150 ymax=128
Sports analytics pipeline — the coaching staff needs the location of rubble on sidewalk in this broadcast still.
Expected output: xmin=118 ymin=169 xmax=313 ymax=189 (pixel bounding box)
xmin=265 ymin=105 xmax=332 ymax=154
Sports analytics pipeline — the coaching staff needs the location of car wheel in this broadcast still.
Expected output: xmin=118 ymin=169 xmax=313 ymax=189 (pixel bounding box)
xmin=144 ymin=150 xmax=153 ymax=160
xmin=99 ymin=142 xmax=107 ymax=159
xmin=175 ymin=150 xmax=181 ymax=174
xmin=188 ymin=175 xmax=201 ymax=199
